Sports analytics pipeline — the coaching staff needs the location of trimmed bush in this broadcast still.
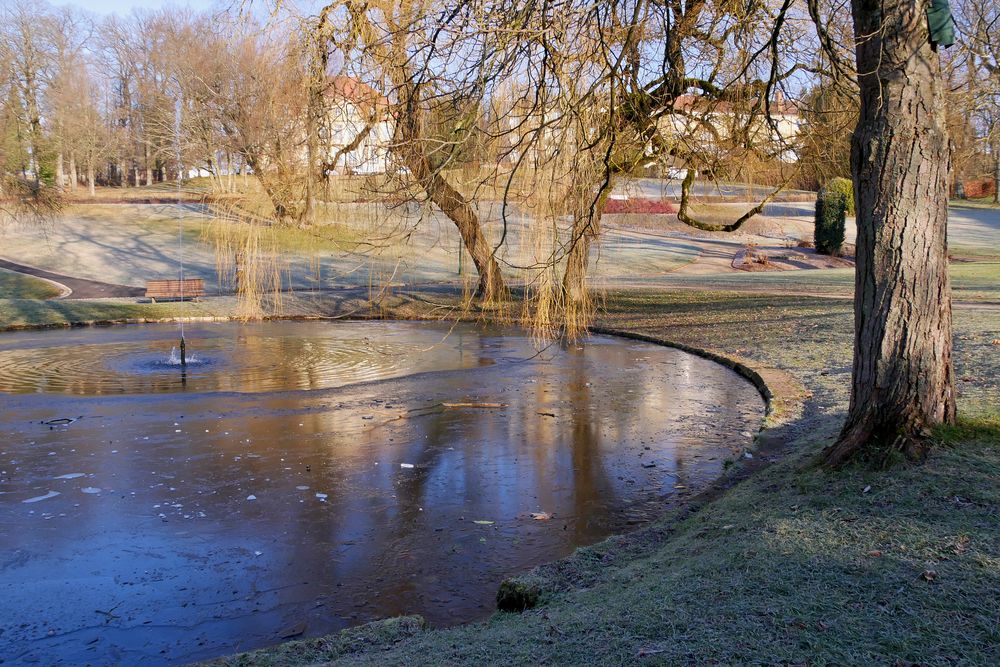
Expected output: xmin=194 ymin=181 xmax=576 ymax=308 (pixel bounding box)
xmin=825 ymin=177 xmax=855 ymax=215
xmin=814 ymin=186 xmax=847 ymax=256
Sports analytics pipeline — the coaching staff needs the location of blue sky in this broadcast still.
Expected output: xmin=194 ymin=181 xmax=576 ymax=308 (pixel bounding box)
xmin=57 ymin=0 xmax=235 ymax=16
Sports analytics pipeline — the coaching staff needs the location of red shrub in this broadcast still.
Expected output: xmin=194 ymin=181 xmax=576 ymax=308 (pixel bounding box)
xmin=604 ymin=198 xmax=678 ymax=214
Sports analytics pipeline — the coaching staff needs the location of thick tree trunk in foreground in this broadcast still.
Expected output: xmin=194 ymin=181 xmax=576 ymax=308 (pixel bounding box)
xmin=824 ymin=0 xmax=956 ymax=466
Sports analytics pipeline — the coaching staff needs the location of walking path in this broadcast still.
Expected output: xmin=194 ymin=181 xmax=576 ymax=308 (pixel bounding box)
xmin=0 ymin=259 xmax=143 ymax=299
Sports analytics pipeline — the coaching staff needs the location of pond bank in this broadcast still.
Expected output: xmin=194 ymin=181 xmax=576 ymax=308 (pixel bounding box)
xmin=198 ymin=289 xmax=998 ymax=666
xmin=1 ymin=288 xmax=996 ymax=665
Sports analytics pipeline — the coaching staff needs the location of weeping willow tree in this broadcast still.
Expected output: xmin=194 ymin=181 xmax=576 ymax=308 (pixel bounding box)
xmin=215 ymin=0 xmax=811 ymax=336
xmin=479 ymin=0 xmax=811 ymax=334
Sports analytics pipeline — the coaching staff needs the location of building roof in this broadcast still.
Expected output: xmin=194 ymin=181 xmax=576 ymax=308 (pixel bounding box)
xmin=670 ymin=93 xmax=799 ymax=117
xmin=326 ymin=75 xmax=390 ymax=115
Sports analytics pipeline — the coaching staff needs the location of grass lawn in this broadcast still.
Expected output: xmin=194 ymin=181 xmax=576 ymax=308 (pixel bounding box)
xmin=0 ymin=268 xmax=62 ymax=300
xmin=183 ymin=289 xmax=998 ymax=667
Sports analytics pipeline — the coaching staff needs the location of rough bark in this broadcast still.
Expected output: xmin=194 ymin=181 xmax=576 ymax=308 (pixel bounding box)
xmin=68 ymin=152 xmax=77 ymax=191
xmin=823 ymin=0 xmax=956 ymax=466
xmin=55 ymin=153 xmax=64 ymax=188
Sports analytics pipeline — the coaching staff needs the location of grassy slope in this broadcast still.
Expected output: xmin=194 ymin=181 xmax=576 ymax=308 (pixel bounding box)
xmin=0 ymin=268 xmax=62 ymax=300
xmin=203 ymin=291 xmax=999 ymax=667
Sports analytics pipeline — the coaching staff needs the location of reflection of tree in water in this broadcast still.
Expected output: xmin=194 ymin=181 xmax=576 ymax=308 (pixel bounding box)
xmin=564 ymin=345 xmax=615 ymax=544
xmin=0 ymin=326 xmax=765 ymax=647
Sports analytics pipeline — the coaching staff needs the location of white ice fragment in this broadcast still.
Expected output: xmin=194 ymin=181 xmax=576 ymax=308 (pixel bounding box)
xmin=23 ymin=491 xmax=60 ymax=504
xmin=81 ymin=487 xmax=101 ymax=494
xmin=54 ymin=473 xmax=85 ymax=480
xmin=246 ymin=495 xmax=257 ymax=501
xmin=254 ymin=550 xmax=262 ymax=556
xmin=315 ymin=492 xmax=328 ymax=500
xmin=296 ymin=486 xmax=309 ymax=491
xmin=400 ymin=463 xmax=415 ymax=469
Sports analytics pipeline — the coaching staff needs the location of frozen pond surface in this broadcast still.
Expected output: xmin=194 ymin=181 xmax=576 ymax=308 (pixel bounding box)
xmin=0 ymin=321 xmax=764 ymax=665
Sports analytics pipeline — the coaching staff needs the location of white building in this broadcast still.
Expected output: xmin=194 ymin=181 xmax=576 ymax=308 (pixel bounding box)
xmin=659 ymin=94 xmax=803 ymax=163
xmin=323 ymin=76 xmax=394 ymax=175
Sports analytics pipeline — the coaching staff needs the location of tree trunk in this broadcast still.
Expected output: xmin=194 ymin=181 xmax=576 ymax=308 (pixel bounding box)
xmin=561 ymin=185 xmax=612 ymax=338
xmin=396 ymin=90 xmax=507 ymax=302
xmin=56 ymin=152 xmax=65 ymax=188
xmin=993 ymin=145 xmax=999 ymax=204
xmin=146 ymin=143 xmax=154 ymax=187
xmin=69 ymin=152 xmax=78 ymax=191
xmin=411 ymin=154 xmax=506 ymax=301
xmin=823 ymin=0 xmax=956 ymax=466
xmin=86 ymin=160 xmax=96 ymax=197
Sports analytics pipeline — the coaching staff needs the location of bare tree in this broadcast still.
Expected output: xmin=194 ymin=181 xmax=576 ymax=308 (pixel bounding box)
xmin=957 ymin=0 xmax=999 ymax=202
xmin=323 ymin=0 xmax=509 ymax=302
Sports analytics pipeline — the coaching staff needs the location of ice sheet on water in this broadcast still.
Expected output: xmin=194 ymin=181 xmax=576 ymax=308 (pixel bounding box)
xmin=23 ymin=491 xmax=60 ymax=504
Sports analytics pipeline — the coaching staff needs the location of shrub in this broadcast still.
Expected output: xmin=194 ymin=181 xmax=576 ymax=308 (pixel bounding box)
xmin=825 ymin=176 xmax=855 ymax=216
xmin=814 ymin=186 xmax=847 ymax=256
xmin=603 ymin=198 xmax=677 ymax=214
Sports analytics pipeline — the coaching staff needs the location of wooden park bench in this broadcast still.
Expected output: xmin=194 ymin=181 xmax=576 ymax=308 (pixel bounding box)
xmin=145 ymin=278 xmax=205 ymax=303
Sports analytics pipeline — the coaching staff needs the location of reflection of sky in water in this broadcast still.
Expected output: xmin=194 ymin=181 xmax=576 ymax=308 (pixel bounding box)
xmin=0 ymin=321 xmax=764 ymax=666
xmin=0 ymin=321 xmax=518 ymax=394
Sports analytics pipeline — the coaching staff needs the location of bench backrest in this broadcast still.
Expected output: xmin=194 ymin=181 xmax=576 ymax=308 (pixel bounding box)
xmin=146 ymin=278 xmax=205 ymax=298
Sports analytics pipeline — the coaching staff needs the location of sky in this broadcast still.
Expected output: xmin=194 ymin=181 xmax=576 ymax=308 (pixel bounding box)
xmin=57 ymin=0 xmax=243 ymax=16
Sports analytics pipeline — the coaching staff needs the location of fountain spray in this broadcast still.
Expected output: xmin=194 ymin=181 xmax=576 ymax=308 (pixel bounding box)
xmin=175 ymin=96 xmax=186 ymax=368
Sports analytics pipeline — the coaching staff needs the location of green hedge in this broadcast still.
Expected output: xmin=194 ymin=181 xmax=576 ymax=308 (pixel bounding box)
xmin=814 ymin=187 xmax=847 ymax=256
xmin=825 ymin=177 xmax=855 ymax=216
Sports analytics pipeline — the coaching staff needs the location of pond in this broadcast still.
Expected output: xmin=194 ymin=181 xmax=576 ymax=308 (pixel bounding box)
xmin=0 ymin=321 xmax=765 ymax=665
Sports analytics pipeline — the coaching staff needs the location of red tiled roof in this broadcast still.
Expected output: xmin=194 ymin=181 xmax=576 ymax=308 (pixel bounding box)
xmin=671 ymin=94 xmax=799 ymax=116
xmin=326 ymin=75 xmax=390 ymax=114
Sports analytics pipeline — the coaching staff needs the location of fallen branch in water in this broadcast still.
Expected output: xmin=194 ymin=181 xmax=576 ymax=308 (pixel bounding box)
xmin=441 ymin=402 xmax=508 ymax=409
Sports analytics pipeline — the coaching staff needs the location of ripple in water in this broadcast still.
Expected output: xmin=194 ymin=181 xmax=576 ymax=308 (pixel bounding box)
xmin=0 ymin=321 xmax=510 ymax=395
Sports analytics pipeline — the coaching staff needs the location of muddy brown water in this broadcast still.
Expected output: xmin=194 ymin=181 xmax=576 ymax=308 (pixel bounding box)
xmin=0 ymin=321 xmax=764 ymax=665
